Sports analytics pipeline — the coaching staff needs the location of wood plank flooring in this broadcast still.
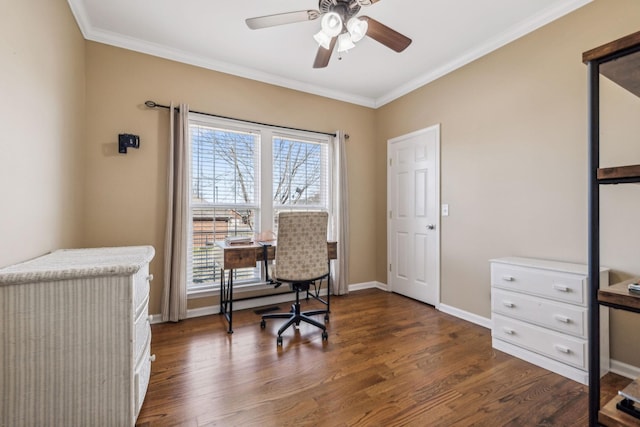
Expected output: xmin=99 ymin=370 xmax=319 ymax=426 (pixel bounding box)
xmin=136 ymin=289 xmax=631 ymax=426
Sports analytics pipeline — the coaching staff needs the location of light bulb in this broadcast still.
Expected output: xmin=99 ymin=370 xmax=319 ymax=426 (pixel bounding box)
xmin=337 ymin=33 xmax=355 ymax=53
xmin=313 ymin=30 xmax=332 ymax=50
xmin=321 ymin=12 xmax=343 ymax=37
xmin=347 ymin=17 xmax=368 ymax=43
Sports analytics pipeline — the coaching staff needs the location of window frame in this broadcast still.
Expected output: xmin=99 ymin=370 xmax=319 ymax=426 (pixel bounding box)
xmin=187 ymin=113 xmax=333 ymax=297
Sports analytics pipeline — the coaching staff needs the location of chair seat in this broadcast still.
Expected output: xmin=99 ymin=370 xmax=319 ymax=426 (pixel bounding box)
xmin=291 ymin=282 xmax=310 ymax=292
xmin=259 ymin=211 xmax=331 ymax=346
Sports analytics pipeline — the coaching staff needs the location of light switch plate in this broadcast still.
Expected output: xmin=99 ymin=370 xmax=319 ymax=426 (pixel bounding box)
xmin=442 ymin=204 xmax=449 ymax=216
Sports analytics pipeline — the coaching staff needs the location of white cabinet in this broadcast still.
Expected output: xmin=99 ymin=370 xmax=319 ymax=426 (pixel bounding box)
xmin=490 ymin=257 xmax=609 ymax=385
xmin=0 ymin=246 xmax=155 ymax=426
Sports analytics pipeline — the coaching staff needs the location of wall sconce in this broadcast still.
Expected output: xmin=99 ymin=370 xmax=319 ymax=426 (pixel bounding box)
xmin=118 ymin=134 xmax=140 ymax=154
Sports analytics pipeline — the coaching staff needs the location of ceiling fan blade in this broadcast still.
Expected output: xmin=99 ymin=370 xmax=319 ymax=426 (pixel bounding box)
xmin=361 ymin=16 xmax=411 ymax=52
xmin=246 ymin=10 xmax=320 ymax=30
xmin=313 ymin=37 xmax=337 ymax=69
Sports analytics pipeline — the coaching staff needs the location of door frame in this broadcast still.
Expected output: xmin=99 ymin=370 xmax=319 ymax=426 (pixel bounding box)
xmin=386 ymin=124 xmax=441 ymax=307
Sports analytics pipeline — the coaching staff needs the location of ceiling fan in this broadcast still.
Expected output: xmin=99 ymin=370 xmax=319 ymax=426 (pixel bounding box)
xmin=246 ymin=0 xmax=412 ymax=68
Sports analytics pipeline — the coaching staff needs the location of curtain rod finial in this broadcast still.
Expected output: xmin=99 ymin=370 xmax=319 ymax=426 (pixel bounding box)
xmin=145 ymin=100 xmax=157 ymax=108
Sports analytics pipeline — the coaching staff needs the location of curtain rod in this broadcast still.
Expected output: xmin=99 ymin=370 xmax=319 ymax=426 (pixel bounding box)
xmin=144 ymin=101 xmax=348 ymax=139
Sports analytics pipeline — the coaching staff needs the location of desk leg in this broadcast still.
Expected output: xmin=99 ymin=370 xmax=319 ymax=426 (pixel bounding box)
xmin=219 ymin=268 xmax=224 ymax=318
xmin=327 ymin=262 xmax=331 ymax=314
xmin=219 ymin=268 xmax=234 ymax=334
xmin=228 ymin=270 xmax=233 ymax=333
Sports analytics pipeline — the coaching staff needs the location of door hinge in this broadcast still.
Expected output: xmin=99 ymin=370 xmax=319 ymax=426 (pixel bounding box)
xmin=389 ymin=263 xmax=392 ymax=272
xmin=389 ymin=211 xmax=392 ymax=219
xmin=389 ymin=158 xmax=392 ymax=167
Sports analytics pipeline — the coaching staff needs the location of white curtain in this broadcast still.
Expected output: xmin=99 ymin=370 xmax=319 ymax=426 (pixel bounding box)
xmin=161 ymin=102 xmax=190 ymax=322
xmin=331 ymin=130 xmax=350 ymax=295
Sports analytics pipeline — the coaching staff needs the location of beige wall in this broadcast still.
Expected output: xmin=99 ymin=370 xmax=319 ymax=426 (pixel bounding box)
xmin=4 ymin=0 xmax=640 ymax=367
xmin=376 ymin=0 xmax=640 ymax=366
xmin=0 ymin=0 xmax=85 ymax=267
xmin=83 ymin=42 xmax=377 ymax=314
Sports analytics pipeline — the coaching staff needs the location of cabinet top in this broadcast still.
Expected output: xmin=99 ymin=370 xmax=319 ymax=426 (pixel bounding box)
xmin=490 ymin=256 xmax=609 ymax=275
xmin=0 ymin=246 xmax=155 ymax=285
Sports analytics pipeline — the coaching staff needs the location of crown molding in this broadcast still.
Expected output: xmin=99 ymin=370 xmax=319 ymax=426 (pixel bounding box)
xmin=374 ymin=0 xmax=592 ymax=107
xmin=68 ymin=0 xmax=591 ymax=109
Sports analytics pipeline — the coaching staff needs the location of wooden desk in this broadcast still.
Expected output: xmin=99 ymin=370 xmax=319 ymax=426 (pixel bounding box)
xmin=216 ymin=241 xmax=337 ymax=333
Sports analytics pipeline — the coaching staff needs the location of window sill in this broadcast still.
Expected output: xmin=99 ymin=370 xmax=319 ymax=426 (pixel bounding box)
xmin=187 ymin=281 xmax=276 ymax=300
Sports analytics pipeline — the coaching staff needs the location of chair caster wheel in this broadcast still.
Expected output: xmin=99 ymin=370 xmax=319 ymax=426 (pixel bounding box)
xmin=277 ymin=336 xmax=283 ymax=346
xmin=322 ymin=331 xmax=328 ymax=341
xmin=260 ymin=320 xmax=266 ymax=329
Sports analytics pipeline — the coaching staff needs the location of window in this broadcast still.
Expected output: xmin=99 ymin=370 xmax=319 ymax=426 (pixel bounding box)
xmin=188 ymin=114 xmax=331 ymax=293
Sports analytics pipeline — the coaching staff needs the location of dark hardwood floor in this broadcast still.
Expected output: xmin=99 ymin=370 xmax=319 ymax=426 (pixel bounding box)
xmin=136 ymin=288 xmax=630 ymax=426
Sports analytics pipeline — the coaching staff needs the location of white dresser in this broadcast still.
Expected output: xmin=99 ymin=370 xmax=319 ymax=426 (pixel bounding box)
xmin=490 ymin=257 xmax=609 ymax=385
xmin=0 ymin=246 xmax=155 ymax=426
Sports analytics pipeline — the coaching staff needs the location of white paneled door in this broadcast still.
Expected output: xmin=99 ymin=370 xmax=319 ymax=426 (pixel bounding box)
xmin=387 ymin=125 xmax=440 ymax=306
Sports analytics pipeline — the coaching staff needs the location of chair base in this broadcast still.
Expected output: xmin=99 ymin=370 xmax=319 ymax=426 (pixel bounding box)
xmin=261 ymin=282 xmax=328 ymax=346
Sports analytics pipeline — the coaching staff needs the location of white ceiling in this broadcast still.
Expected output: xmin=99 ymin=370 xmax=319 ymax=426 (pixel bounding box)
xmin=67 ymin=0 xmax=591 ymax=108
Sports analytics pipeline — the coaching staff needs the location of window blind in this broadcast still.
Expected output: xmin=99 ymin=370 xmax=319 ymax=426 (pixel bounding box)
xmin=188 ymin=114 xmax=331 ymax=292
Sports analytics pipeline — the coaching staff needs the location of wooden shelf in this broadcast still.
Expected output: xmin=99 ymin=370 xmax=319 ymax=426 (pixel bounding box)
xmin=583 ymin=30 xmax=640 ymax=98
xmin=583 ymin=31 xmax=640 ymax=63
xmin=600 ymin=378 xmax=640 ymax=426
xmin=599 ymin=395 xmax=640 ymax=427
xmin=598 ymin=278 xmax=640 ymax=313
xmin=598 ymin=165 xmax=640 ymax=184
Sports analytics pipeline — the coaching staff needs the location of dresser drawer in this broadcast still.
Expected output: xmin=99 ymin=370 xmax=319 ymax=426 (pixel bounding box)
xmin=134 ymin=334 xmax=153 ymax=417
xmin=493 ymin=314 xmax=587 ymax=370
xmin=133 ymin=263 xmax=151 ymax=314
xmin=134 ymin=297 xmax=151 ymax=364
xmin=491 ymin=263 xmax=586 ymax=305
xmin=492 ymin=288 xmax=588 ymax=338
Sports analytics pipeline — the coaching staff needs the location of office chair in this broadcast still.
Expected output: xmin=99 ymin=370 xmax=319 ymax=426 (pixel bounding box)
xmin=260 ymin=211 xmax=330 ymax=346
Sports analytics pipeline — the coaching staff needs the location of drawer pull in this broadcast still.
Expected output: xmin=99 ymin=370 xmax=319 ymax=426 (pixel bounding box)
xmin=146 ymin=274 xmax=154 ymax=282
xmin=502 ymin=327 xmax=516 ymax=335
xmin=553 ymin=284 xmax=570 ymax=293
xmin=502 ymin=301 xmax=515 ymax=308
xmin=150 ymin=354 xmax=156 ymax=362
xmin=502 ymin=275 xmax=515 ymax=282
xmin=554 ymin=344 xmax=572 ymax=354
xmin=554 ymin=314 xmax=571 ymax=324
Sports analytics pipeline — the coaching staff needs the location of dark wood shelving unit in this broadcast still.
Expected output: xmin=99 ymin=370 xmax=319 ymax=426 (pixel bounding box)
xmin=584 ymin=30 xmax=640 ymax=427
xmin=598 ymin=165 xmax=640 ymax=184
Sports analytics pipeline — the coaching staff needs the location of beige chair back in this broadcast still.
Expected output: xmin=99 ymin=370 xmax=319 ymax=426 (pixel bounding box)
xmin=273 ymin=212 xmax=329 ymax=282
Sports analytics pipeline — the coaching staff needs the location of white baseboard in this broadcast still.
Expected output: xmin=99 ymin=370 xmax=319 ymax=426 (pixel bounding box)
xmin=186 ymin=289 xmax=330 ymax=319
xmin=439 ymin=303 xmax=492 ymax=329
xmin=349 ymin=281 xmax=387 ymax=292
xmin=609 ymin=359 xmax=640 ymax=380
xmin=151 ymin=281 xmax=388 ymax=322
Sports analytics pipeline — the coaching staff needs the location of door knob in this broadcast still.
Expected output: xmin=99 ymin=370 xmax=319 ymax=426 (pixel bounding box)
xmin=427 ymin=224 xmax=436 ymax=230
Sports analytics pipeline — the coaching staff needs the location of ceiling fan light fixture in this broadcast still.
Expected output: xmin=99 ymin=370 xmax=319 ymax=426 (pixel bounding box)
xmin=321 ymin=12 xmax=343 ymax=37
xmin=313 ymin=30 xmax=333 ymax=50
xmin=337 ymin=32 xmax=355 ymax=53
xmin=347 ymin=17 xmax=368 ymax=42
